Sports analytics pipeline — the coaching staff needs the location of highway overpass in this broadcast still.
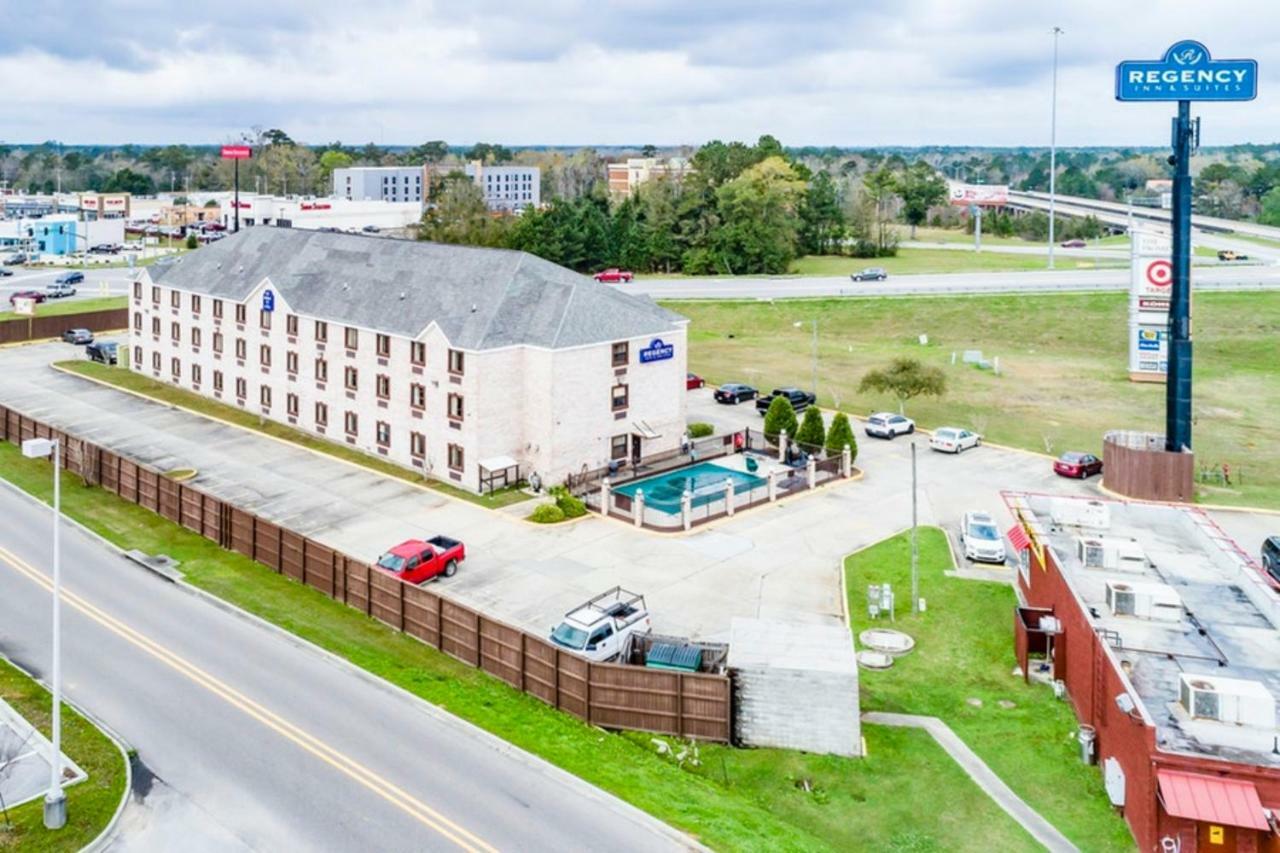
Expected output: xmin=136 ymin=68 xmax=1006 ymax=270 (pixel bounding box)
xmin=1005 ymin=189 xmax=1280 ymax=242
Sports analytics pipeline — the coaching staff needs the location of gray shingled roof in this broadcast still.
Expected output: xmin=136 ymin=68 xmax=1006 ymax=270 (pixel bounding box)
xmin=149 ymin=228 xmax=685 ymax=350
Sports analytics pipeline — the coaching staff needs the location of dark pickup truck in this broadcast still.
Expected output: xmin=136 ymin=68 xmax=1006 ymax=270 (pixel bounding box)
xmin=375 ymin=535 xmax=466 ymax=584
xmin=755 ymin=387 xmax=816 ymax=416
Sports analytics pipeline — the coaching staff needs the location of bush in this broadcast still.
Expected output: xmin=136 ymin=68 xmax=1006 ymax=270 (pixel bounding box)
xmin=825 ymin=412 xmax=858 ymax=463
xmin=794 ymin=406 xmax=826 ymax=454
xmin=528 ymin=503 xmax=566 ymax=524
xmin=185 ymin=233 xmax=198 ymax=250
xmin=762 ymin=395 xmax=798 ymax=445
xmin=688 ymin=422 xmax=714 ymax=439
xmin=548 ymin=484 xmax=587 ymax=518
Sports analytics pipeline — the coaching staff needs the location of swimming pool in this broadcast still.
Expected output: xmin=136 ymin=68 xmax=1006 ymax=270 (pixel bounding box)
xmin=612 ymin=461 xmax=766 ymax=515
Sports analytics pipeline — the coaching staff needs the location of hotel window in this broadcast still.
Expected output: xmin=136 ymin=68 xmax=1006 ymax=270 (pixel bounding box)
xmin=286 ymin=351 xmax=298 ymax=374
xmin=151 ymin=317 xmax=160 ymax=336
xmin=410 ymin=341 xmax=426 ymax=366
xmin=192 ymin=364 xmax=202 ymax=385
xmin=260 ymin=385 xmax=272 ymax=408
xmin=260 ymin=310 xmax=271 ymax=330
xmin=448 ymin=349 xmax=464 ymax=375
xmin=376 ymin=421 xmax=391 ymax=447
xmin=133 ymin=281 xmax=141 ymax=300
xmin=235 ymin=304 xmax=246 ymax=324
xmin=376 ymin=334 xmax=390 ymax=357
xmin=235 ymin=338 xmax=246 ymax=359
xmin=286 ymin=314 xmax=298 ymax=336
xmin=410 ymin=431 xmax=426 ymax=457
xmin=376 ymin=374 xmax=390 ymax=399
xmin=286 ymin=393 xmax=298 ymax=416
xmin=260 ymin=344 xmax=272 ymax=367
xmin=133 ymin=347 xmax=142 ymax=366
xmin=344 ymin=366 xmax=358 ymax=391
xmin=170 ymin=357 xmax=180 ymax=378
xmin=192 ymin=295 xmax=201 ymax=314
xmin=610 ymin=434 xmax=628 ymax=460
xmin=171 ymin=290 xmax=180 ymax=308
xmin=344 ymin=327 xmax=359 ymax=350
xmin=447 ymin=393 xmax=463 ymax=421
xmin=192 ymin=328 xmax=202 ymax=348
xmin=315 ymin=320 xmax=328 ymax=342
xmin=213 ymin=331 xmax=224 ymax=353
xmin=315 ymin=401 xmax=328 ymax=426
xmin=133 ymin=311 xmax=141 ymax=330
xmin=611 ymin=383 xmax=629 ymax=411
xmin=448 ymin=444 xmax=464 ymax=472
xmin=235 ymin=377 xmax=247 ymax=399
xmin=315 ymin=358 xmax=328 ymax=382
xmin=611 ymin=341 xmax=628 ymax=367
xmin=410 ymin=383 xmax=426 ymax=410
xmin=170 ymin=322 xmax=180 ymax=342
xmin=213 ymin=299 xmax=224 ymax=319
xmin=151 ymin=351 xmax=160 ymax=370
xmin=213 ymin=370 xmax=223 ymax=391
xmin=344 ymin=411 xmax=358 ymax=436
xmin=151 ymin=286 xmax=160 ymax=304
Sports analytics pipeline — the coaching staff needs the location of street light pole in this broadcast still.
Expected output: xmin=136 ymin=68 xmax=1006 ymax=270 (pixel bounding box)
xmin=21 ymin=437 xmax=66 ymax=829
xmin=793 ymin=320 xmax=818 ymax=398
xmin=1048 ymin=26 xmax=1063 ymax=270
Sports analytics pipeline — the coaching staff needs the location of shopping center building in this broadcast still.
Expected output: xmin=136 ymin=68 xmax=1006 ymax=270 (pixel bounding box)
xmin=130 ymin=228 xmax=688 ymax=492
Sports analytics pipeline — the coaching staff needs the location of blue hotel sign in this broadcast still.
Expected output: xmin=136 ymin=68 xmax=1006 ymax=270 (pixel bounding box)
xmin=639 ymin=337 xmax=674 ymax=364
xmin=1116 ymin=40 xmax=1257 ymax=102
xmin=262 ymin=289 xmax=276 ymax=312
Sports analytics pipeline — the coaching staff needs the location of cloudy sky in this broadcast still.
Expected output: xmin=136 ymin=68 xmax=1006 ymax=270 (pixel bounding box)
xmin=4 ymin=0 xmax=1278 ymax=147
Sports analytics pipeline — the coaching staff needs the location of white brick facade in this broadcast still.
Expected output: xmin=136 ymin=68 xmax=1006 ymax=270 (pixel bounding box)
xmin=128 ymin=273 xmax=687 ymax=492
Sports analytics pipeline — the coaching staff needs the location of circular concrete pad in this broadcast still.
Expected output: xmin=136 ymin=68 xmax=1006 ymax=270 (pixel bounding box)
xmin=857 ymin=651 xmax=894 ymax=669
xmin=858 ymin=628 xmax=916 ymax=655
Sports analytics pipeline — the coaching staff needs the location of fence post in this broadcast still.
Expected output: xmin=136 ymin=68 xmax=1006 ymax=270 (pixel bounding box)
xmin=807 ymin=456 xmax=817 ymax=489
xmin=724 ymin=479 xmax=735 ymax=517
xmin=633 ymin=489 xmax=645 ymax=528
xmin=681 ymin=489 xmax=692 ymax=531
xmin=600 ymin=480 xmax=610 ymax=517
xmin=768 ymin=469 xmax=778 ymax=502
xmin=843 ymin=444 xmax=852 ymax=478
xmin=676 ymin=674 xmax=685 ymax=738
xmin=779 ymin=429 xmax=788 ymax=461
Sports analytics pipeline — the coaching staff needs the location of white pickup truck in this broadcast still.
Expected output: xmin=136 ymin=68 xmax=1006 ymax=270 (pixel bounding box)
xmin=549 ymin=588 xmax=651 ymax=662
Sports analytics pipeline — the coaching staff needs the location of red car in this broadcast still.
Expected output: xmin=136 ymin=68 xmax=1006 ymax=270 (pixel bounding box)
xmin=1054 ymin=452 xmax=1103 ymax=479
xmin=686 ymin=373 xmax=705 ymax=390
xmin=1060 ymin=239 xmax=1087 ymax=248
xmin=375 ymin=536 xmax=465 ymax=584
xmin=8 ymin=290 xmax=46 ymax=306
xmin=593 ymin=268 xmax=634 ymax=283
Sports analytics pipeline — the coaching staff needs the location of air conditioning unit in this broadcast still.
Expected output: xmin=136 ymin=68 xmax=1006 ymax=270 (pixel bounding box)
xmin=1077 ymin=537 xmax=1146 ymax=571
xmin=1104 ymin=580 xmax=1181 ymax=621
xmin=1179 ymin=674 xmax=1277 ymax=728
xmin=1052 ymin=498 xmax=1112 ymax=530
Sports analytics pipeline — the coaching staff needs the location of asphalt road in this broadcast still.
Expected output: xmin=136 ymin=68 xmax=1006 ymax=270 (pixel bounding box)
xmin=1 ymin=266 xmax=133 ymax=309
xmin=0 ymin=483 xmax=695 ymax=852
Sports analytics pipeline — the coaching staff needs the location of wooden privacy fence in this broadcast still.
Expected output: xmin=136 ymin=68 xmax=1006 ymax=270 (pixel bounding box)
xmin=0 ymin=307 xmax=129 ymax=345
xmin=0 ymin=403 xmax=731 ymax=742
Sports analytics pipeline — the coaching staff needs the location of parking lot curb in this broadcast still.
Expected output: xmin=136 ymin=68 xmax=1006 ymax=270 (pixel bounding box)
xmin=1096 ymin=480 xmax=1280 ymax=516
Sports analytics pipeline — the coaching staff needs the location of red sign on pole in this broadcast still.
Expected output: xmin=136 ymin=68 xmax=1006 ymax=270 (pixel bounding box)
xmin=220 ymin=145 xmax=252 ymax=160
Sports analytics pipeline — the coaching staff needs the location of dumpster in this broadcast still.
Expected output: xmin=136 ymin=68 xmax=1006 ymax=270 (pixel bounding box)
xmin=645 ymin=642 xmax=703 ymax=672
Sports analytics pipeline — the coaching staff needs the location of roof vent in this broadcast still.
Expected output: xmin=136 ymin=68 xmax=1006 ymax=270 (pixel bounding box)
xmin=399 ymin=291 xmax=406 ymax=300
xmin=470 ymin=303 xmax=477 ymax=313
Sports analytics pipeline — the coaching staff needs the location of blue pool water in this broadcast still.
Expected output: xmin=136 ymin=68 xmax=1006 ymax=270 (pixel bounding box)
xmin=612 ymin=462 xmax=766 ymax=515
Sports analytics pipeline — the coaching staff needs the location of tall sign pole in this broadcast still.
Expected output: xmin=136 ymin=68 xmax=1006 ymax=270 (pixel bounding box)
xmin=1115 ymin=40 xmax=1257 ymax=454
xmin=220 ymin=145 xmax=253 ymax=233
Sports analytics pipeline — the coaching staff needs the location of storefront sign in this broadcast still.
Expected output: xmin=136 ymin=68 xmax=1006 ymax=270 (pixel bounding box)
xmin=1129 ymin=230 xmax=1176 ymax=381
xmin=221 ymin=145 xmax=253 ymax=159
xmin=639 ymin=337 xmax=674 ymax=363
xmin=1116 ymin=40 xmax=1257 ymax=102
xmin=262 ymin=289 xmax=275 ymax=312
xmin=948 ymin=184 xmax=1009 ymax=206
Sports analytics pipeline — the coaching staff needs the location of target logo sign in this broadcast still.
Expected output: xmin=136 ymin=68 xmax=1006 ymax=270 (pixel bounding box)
xmin=1146 ymin=259 xmax=1173 ymax=288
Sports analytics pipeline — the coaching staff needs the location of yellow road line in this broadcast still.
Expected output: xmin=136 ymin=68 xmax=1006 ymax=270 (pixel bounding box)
xmin=0 ymin=544 xmax=495 ymax=853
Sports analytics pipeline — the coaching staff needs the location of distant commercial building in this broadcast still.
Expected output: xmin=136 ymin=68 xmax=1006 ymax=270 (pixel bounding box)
xmin=0 ymin=215 xmax=125 ymax=255
xmin=160 ymin=203 xmax=222 ymax=228
xmin=606 ymin=157 xmax=693 ymax=199
xmin=131 ymin=229 xmax=687 ymax=492
xmin=169 ymin=194 xmax=424 ymax=233
xmin=0 ymin=193 xmax=80 ymax=219
xmin=78 ymin=192 xmax=131 ymax=220
xmin=1009 ymin=493 xmax=1280 ymax=852
xmin=333 ymin=162 xmax=541 ymax=212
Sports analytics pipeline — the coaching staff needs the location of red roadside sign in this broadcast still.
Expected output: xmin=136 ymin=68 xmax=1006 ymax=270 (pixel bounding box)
xmin=1146 ymin=259 xmax=1173 ymax=288
xmin=221 ymin=145 xmax=252 ymax=160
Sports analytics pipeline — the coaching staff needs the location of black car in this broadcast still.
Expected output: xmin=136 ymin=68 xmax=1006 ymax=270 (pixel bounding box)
xmin=85 ymin=341 xmax=118 ymax=365
xmin=714 ymin=383 xmax=757 ymax=405
xmin=755 ymin=387 xmax=816 ymax=415
xmin=851 ymin=267 xmax=888 ymax=281
xmin=0 ymin=267 xmax=12 ymax=277
xmin=1263 ymin=536 xmax=1280 ymax=584
xmin=4 ymin=252 xmax=27 ymax=265
xmin=55 ymin=270 xmax=85 ymax=285
xmin=63 ymin=328 xmax=94 ymax=344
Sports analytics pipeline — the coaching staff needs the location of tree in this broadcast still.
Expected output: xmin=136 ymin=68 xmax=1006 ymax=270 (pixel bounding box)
xmin=710 ymin=156 xmax=806 ymax=274
xmin=1259 ymin=186 xmax=1280 ymax=227
xmin=317 ymin=149 xmax=354 ymax=191
xmin=465 ymin=142 xmax=513 ymax=164
xmin=825 ymin=412 xmax=857 ymax=462
xmin=858 ymin=357 xmax=947 ymax=413
xmin=410 ymin=140 xmax=450 ymax=163
xmin=762 ymin=395 xmax=798 ymax=445
xmin=862 ymin=166 xmax=899 ymax=254
xmin=895 ymin=161 xmax=947 ymax=238
xmin=794 ymin=406 xmax=826 ymax=454
xmin=640 ymin=144 xmax=658 ymax=158
xmin=102 ymin=167 xmax=155 ymax=194
xmin=798 ymin=170 xmax=845 ymax=255
xmin=262 ymin=128 xmax=295 ymax=147
xmin=419 ymin=175 xmax=508 ymax=247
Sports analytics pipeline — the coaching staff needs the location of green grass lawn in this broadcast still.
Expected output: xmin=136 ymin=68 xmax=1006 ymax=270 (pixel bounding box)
xmin=55 ymin=358 xmax=531 ymax=510
xmin=671 ymin=291 xmax=1280 ymax=508
xmin=845 ymin=529 xmax=1134 ymax=851
xmin=0 ymin=659 xmax=127 ymax=852
xmin=0 ymin=296 xmax=128 ymax=320
xmin=0 ymin=443 xmax=1039 ymax=852
xmin=790 ymin=249 xmax=1123 ymax=277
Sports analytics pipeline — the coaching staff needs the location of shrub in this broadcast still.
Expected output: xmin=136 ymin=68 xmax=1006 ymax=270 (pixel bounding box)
xmin=548 ymin=484 xmax=587 ymax=518
xmin=688 ymin=422 xmax=714 ymax=439
xmin=794 ymin=406 xmax=826 ymax=454
xmin=825 ymin=412 xmax=857 ymax=463
xmin=762 ymin=395 xmax=798 ymax=445
xmin=528 ymin=503 xmax=566 ymax=524
xmin=185 ymin=233 xmax=198 ymax=250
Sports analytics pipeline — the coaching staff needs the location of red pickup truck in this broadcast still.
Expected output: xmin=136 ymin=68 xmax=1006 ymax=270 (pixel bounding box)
xmin=375 ymin=536 xmax=465 ymax=584
xmin=592 ymin=268 xmax=634 ymax=283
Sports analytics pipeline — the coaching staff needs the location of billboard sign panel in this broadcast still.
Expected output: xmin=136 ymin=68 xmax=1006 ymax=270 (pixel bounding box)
xmin=221 ymin=145 xmax=253 ymax=160
xmin=13 ymin=297 xmax=35 ymax=316
xmin=948 ymin=184 xmax=1009 ymax=206
xmin=1116 ymin=40 xmax=1257 ymax=102
xmin=1129 ymin=229 xmax=1177 ymax=381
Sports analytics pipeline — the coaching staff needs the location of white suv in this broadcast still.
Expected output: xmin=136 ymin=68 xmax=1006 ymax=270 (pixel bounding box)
xmin=865 ymin=412 xmax=915 ymax=439
xmin=961 ymin=511 xmax=1006 ymax=564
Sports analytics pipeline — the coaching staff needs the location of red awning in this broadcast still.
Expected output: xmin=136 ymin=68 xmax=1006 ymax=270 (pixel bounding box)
xmin=1157 ymin=769 xmax=1269 ymax=831
xmin=1007 ymin=524 xmax=1032 ymax=552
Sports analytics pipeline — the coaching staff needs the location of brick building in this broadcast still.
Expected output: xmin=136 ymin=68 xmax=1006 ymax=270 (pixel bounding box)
xmin=129 ymin=228 xmax=688 ymax=492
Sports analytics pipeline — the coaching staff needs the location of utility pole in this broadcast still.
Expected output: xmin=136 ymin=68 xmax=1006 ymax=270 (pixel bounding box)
xmin=1048 ymin=26 xmax=1063 ymax=270
xmin=809 ymin=319 xmax=818 ymax=398
xmin=910 ymin=441 xmax=919 ymax=614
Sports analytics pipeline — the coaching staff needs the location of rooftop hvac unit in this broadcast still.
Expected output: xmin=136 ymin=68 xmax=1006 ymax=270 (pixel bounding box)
xmin=1077 ymin=537 xmax=1147 ymax=571
xmin=1104 ymin=580 xmax=1182 ymax=622
xmin=1178 ymin=674 xmax=1277 ymax=728
xmin=1051 ymin=498 xmax=1112 ymax=530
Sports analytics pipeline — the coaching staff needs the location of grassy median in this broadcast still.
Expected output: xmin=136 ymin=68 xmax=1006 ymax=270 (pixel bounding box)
xmin=0 ymin=442 xmax=1045 ymax=851
xmin=0 ymin=296 xmax=128 ymax=320
xmin=845 ymin=528 xmax=1134 ymax=851
xmin=0 ymin=658 xmax=126 ymax=852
